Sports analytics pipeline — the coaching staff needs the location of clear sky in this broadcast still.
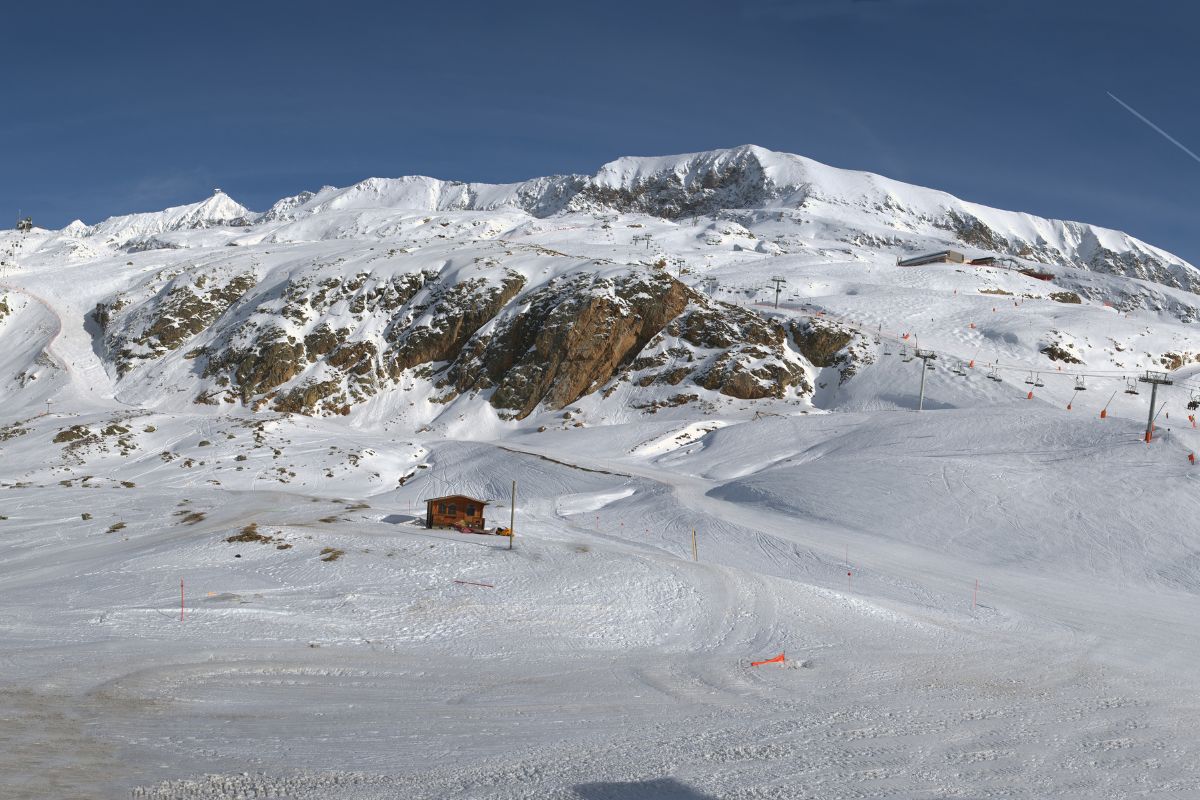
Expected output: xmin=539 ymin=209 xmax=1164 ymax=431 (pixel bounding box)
xmin=4 ymin=0 xmax=1200 ymax=261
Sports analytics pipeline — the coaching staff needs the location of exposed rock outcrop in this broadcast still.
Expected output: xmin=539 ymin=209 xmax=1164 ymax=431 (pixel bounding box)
xmin=449 ymin=271 xmax=692 ymax=417
xmin=97 ymin=271 xmax=257 ymax=375
xmin=789 ymin=318 xmax=869 ymax=387
xmin=566 ymin=149 xmax=786 ymax=219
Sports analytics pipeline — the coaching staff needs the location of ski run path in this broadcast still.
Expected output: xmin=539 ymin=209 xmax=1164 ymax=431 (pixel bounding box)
xmin=5 ymin=398 xmax=1200 ymax=798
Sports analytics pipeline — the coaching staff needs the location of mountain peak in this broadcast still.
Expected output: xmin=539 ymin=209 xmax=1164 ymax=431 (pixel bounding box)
xmin=84 ymin=191 xmax=255 ymax=245
xmin=189 ymin=190 xmax=250 ymax=222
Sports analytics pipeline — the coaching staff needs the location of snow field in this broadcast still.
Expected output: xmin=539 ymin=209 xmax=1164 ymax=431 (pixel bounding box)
xmin=4 ymin=145 xmax=1200 ymax=796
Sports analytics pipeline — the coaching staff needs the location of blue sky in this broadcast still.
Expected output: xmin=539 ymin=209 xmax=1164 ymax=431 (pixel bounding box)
xmin=4 ymin=0 xmax=1200 ymax=261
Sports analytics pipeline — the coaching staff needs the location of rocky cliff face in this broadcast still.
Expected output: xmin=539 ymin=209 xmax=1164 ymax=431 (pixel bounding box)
xmin=94 ymin=268 xmax=259 ymax=376
xmin=790 ymin=318 xmax=870 ymax=387
xmin=448 ymin=271 xmax=692 ymax=417
xmin=96 ymin=253 xmax=816 ymax=419
xmin=563 ymin=149 xmax=787 ymax=220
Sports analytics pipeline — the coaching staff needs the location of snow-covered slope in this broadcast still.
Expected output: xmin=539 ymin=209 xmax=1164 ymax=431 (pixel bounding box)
xmin=3 ymin=147 xmax=1200 ymax=799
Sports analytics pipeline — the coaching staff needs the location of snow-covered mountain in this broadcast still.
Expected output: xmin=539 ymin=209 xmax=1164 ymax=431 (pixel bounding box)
xmin=60 ymin=145 xmax=1200 ymax=291
xmin=2 ymin=144 xmax=1198 ymax=426
xmin=85 ymin=189 xmax=256 ymax=245
xmin=7 ymin=147 xmax=1200 ymax=798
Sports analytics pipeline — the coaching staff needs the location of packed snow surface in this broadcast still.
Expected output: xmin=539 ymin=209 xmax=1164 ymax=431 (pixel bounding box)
xmin=2 ymin=146 xmax=1200 ymax=799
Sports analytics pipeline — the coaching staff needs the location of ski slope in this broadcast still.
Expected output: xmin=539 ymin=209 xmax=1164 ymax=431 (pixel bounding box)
xmin=2 ymin=147 xmax=1200 ymax=799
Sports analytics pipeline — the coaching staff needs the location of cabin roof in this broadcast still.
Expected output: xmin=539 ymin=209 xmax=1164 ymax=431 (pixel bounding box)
xmin=426 ymin=495 xmax=489 ymax=505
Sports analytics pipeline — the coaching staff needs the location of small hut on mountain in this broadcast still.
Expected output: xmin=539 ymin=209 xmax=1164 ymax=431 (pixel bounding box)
xmin=425 ymin=495 xmax=488 ymax=530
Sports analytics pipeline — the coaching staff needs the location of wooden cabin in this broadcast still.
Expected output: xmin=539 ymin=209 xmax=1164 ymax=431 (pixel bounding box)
xmin=425 ymin=495 xmax=488 ymax=530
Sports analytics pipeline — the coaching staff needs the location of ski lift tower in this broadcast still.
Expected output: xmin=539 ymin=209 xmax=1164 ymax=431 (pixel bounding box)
xmin=15 ymin=212 xmax=32 ymax=234
xmin=1138 ymin=370 xmax=1173 ymax=442
xmin=914 ymin=349 xmax=938 ymax=410
xmin=768 ymin=276 xmax=786 ymax=309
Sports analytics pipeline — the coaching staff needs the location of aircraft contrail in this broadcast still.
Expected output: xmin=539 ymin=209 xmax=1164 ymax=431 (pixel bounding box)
xmin=1108 ymin=91 xmax=1200 ymax=166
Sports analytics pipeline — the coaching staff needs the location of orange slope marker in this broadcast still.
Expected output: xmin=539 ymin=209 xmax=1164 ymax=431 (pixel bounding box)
xmin=751 ymin=652 xmax=786 ymax=667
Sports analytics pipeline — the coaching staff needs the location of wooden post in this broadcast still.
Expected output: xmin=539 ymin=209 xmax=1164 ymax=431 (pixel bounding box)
xmin=508 ymin=480 xmax=516 ymax=550
xmin=180 ymin=578 xmax=184 ymax=622
xmin=691 ymin=528 xmax=697 ymax=561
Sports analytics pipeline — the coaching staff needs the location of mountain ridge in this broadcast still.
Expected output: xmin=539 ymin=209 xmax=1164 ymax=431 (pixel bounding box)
xmin=56 ymin=144 xmax=1199 ymax=293
xmin=4 ymin=144 xmax=1198 ymax=426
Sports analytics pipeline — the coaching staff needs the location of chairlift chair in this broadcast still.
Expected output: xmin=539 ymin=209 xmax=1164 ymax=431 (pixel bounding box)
xmin=1024 ymin=371 xmax=1036 ymax=386
xmin=1033 ymin=373 xmax=1044 ymax=387
xmin=987 ymin=365 xmax=1002 ymax=382
xmin=1074 ymin=375 xmax=1087 ymax=391
xmin=1124 ymin=377 xmax=1139 ymax=395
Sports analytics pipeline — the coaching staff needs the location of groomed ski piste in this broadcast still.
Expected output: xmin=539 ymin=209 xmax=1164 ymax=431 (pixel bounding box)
xmin=3 ymin=146 xmax=1200 ymax=799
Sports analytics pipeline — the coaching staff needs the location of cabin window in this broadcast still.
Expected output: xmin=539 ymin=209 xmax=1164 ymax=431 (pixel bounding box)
xmin=448 ymin=504 xmax=457 ymax=515
xmin=466 ymin=505 xmax=476 ymax=516
xmin=438 ymin=503 xmax=446 ymax=514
